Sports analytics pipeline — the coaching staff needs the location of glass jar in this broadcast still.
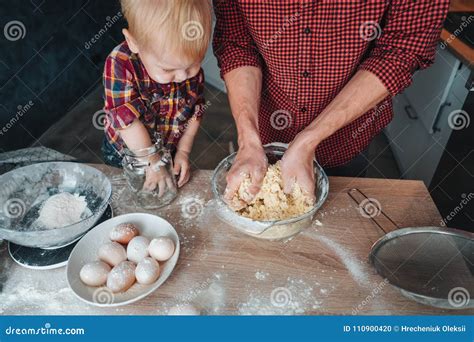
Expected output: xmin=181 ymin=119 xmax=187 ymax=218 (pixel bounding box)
xmin=122 ymin=142 xmax=177 ymax=209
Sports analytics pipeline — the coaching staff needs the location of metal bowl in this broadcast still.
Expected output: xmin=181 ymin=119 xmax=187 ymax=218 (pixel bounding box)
xmin=211 ymin=143 xmax=329 ymax=240
xmin=0 ymin=162 xmax=112 ymax=249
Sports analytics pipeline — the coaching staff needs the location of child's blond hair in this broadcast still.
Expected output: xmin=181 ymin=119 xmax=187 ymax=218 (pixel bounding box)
xmin=121 ymin=0 xmax=212 ymax=61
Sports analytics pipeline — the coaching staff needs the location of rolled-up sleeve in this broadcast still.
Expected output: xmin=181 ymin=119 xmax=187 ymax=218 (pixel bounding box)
xmin=212 ymin=0 xmax=263 ymax=78
xmin=358 ymin=0 xmax=449 ymax=96
xmin=103 ymin=56 xmax=148 ymax=130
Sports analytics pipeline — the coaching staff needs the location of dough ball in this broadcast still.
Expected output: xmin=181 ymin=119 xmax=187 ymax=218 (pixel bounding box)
xmin=106 ymin=261 xmax=136 ymax=293
xmin=109 ymin=223 xmax=139 ymax=244
xmin=127 ymin=236 xmax=150 ymax=263
xmin=135 ymin=257 xmax=160 ymax=285
xmin=231 ymin=161 xmax=314 ymax=220
xmin=168 ymin=304 xmax=200 ymax=316
xmin=98 ymin=242 xmax=127 ymax=267
xmin=148 ymin=237 xmax=175 ymax=261
xmin=79 ymin=261 xmax=111 ymax=287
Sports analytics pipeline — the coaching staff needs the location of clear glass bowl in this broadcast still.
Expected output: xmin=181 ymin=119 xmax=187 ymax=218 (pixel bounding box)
xmin=211 ymin=143 xmax=329 ymax=240
xmin=0 ymin=162 xmax=112 ymax=249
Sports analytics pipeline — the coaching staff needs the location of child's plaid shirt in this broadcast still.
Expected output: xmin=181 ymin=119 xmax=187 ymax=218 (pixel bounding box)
xmin=103 ymin=42 xmax=205 ymax=154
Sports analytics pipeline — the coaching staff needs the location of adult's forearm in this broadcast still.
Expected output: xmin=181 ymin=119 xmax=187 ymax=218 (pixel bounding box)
xmin=223 ymin=66 xmax=263 ymax=147
xmin=297 ymin=70 xmax=389 ymax=150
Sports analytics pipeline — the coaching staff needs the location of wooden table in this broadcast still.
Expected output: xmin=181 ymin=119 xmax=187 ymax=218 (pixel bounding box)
xmin=1 ymin=166 xmax=472 ymax=315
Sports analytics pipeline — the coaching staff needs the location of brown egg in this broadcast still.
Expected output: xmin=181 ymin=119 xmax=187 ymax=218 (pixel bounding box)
xmin=98 ymin=242 xmax=127 ymax=266
xmin=135 ymin=257 xmax=160 ymax=285
xmin=149 ymin=237 xmax=175 ymax=261
xmin=127 ymin=236 xmax=150 ymax=263
xmin=106 ymin=261 xmax=136 ymax=293
xmin=109 ymin=223 xmax=139 ymax=244
xmin=79 ymin=261 xmax=111 ymax=287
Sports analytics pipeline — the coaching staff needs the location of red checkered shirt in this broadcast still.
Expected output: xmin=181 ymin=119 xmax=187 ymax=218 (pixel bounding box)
xmin=213 ymin=0 xmax=449 ymax=167
xmin=103 ymin=42 xmax=205 ymax=154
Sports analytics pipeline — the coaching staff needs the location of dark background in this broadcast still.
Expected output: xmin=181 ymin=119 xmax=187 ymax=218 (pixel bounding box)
xmin=0 ymin=0 xmax=123 ymax=151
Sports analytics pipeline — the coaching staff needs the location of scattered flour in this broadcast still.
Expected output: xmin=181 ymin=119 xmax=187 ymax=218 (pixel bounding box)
xmin=0 ymin=266 xmax=89 ymax=315
xmin=167 ymin=272 xmax=227 ymax=315
xmin=304 ymin=231 xmax=370 ymax=287
xmin=255 ymin=271 xmax=269 ymax=281
xmin=238 ymin=277 xmax=321 ymax=315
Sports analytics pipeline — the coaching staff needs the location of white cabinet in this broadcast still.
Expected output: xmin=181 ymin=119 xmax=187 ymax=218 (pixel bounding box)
xmin=385 ymin=45 xmax=471 ymax=186
xmin=404 ymin=48 xmax=461 ymax=133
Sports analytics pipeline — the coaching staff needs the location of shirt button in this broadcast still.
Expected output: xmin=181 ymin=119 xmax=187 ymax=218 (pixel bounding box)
xmin=303 ymin=71 xmax=310 ymax=78
xmin=304 ymin=27 xmax=311 ymax=34
xmin=300 ymin=107 xmax=307 ymax=113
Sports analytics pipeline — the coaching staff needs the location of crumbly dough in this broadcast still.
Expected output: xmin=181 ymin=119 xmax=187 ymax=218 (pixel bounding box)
xmin=231 ymin=161 xmax=314 ymax=221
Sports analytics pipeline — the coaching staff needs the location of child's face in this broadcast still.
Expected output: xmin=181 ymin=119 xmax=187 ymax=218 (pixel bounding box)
xmin=139 ymin=46 xmax=201 ymax=84
xmin=124 ymin=29 xmax=201 ymax=84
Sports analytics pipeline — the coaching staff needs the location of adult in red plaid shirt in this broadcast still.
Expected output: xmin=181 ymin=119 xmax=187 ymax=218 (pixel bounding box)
xmin=213 ymin=1 xmax=449 ymax=202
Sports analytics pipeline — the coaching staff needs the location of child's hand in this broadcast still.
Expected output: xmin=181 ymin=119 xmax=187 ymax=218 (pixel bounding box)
xmin=173 ymin=149 xmax=191 ymax=188
xmin=143 ymin=155 xmax=175 ymax=196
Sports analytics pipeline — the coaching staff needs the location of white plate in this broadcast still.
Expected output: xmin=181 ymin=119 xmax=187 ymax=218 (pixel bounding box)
xmin=67 ymin=213 xmax=180 ymax=307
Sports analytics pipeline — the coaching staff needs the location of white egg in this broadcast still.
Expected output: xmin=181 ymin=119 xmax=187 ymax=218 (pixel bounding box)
xmin=127 ymin=236 xmax=150 ymax=263
xmin=98 ymin=242 xmax=127 ymax=266
xmin=79 ymin=261 xmax=111 ymax=287
xmin=109 ymin=223 xmax=139 ymax=244
xmin=148 ymin=237 xmax=175 ymax=261
xmin=106 ymin=261 xmax=136 ymax=293
xmin=135 ymin=257 xmax=160 ymax=285
xmin=168 ymin=304 xmax=200 ymax=315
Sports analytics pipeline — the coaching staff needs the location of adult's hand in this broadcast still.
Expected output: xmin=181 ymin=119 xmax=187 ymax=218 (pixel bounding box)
xmin=281 ymin=70 xmax=390 ymax=200
xmin=224 ymin=140 xmax=268 ymax=205
xmin=221 ymin=66 xmax=264 ymax=206
xmin=280 ymin=136 xmax=316 ymax=201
